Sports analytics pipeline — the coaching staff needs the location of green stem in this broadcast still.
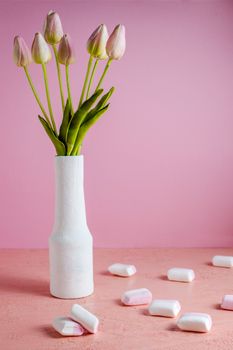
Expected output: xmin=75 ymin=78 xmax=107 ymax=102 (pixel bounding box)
xmin=65 ymin=64 xmax=74 ymax=115
xmin=53 ymin=45 xmax=65 ymax=111
xmin=86 ymin=59 xmax=99 ymax=99
xmin=75 ymin=144 xmax=82 ymax=156
xmin=23 ymin=67 xmax=52 ymax=128
xmin=95 ymin=58 xmax=112 ymax=91
xmin=78 ymin=55 xmax=93 ymax=108
xmin=42 ymin=63 xmax=57 ymax=135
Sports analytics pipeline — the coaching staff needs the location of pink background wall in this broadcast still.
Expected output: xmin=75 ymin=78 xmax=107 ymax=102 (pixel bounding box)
xmin=1 ymin=0 xmax=233 ymax=248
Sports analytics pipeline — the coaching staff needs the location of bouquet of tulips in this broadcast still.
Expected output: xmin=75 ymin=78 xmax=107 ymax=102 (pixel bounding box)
xmin=13 ymin=11 xmax=126 ymax=156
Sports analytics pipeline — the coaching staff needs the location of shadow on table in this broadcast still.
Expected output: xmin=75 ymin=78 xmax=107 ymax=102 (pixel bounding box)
xmin=37 ymin=325 xmax=95 ymax=338
xmin=158 ymin=275 xmax=168 ymax=281
xmin=99 ymin=270 xmax=112 ymax=277
xmin=166 ymin=324 xmax=180 ymax=332
xmin=38 ymin=325 xmax=63 ymax=338
xmin=213 ymin=303 xmax=221 ymax=310
xmin=113 ymin=298 xmax=123 ymax=306
xmin=0 ymin=273 xmax=50 ymax=297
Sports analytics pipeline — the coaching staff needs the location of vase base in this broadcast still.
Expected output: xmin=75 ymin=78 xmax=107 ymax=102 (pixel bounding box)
xmin=50 ymin=288 xmax=94 ymax=300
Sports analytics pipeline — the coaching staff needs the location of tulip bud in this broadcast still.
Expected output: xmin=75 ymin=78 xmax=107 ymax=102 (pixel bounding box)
xmin=13 ymin=36 xmax=32 ymax=67
xmin=106 ymin=24 xmax=126 ymax=60
xmin=31 ymin=32 xmax=52 ymax=64
xmin=44 ymin=10 xmax=63 ymax=45
xmin=87 ymin=24 xmax=109 ymax=60
xmin=57 ymin=34 xmax=75 ymax=65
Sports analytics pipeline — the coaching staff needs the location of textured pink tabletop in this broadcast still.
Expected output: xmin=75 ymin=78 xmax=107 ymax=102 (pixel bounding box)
xmin=1 ymin=248 xmax=233 ymax=350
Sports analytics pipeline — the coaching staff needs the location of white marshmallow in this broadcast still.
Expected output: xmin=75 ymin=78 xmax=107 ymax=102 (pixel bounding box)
xmin=177 ymin=313 xmax=212 ymax=333
xmin=52 ymin=317 xmax=85 ymax=336
xmin=71 ymin=304 xmax=99 ymax=334
xmin=167 ymin=268 xmax=195 ymax=282
xmin=212 ymin=255 xmax=233 ymax=268
xmin=108 ymin=263 xmax=136 ymax=277
xmin=149 ymin=299 xmax=181 ymax=318
xmin=121 ymin=288 xmax=152 ymax=306
xmin=221 ymin=295 xmax=233 ymax=310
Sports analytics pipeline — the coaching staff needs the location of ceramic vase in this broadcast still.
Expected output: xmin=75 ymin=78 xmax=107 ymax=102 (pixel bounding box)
xmin=49 ymin=155 xmax=93 ymax=299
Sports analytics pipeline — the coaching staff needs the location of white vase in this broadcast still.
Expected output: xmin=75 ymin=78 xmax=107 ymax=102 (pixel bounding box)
xmin=49 ymin=155 xmax=93 ymax=299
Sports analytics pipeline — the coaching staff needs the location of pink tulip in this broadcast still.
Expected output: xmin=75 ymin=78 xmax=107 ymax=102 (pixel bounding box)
xmin=13 ymin=36 xmax=32 ymax=67
xmin=87 ymin=24 xmax=109 ymax=60
xmin=106 ymin=24 xmax=126 ymax=60
xmin=31 ymin=32 xmax=52 ymax=64
xmin=57 ymin=34 xmax=75 ymax=65
xmin=44 ymin=10 xmax=63 ymax=45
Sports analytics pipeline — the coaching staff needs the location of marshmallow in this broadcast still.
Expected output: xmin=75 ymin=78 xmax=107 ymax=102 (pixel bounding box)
xmin=52 ymin=317 xmax=85 ymax=336
xmin=71 ymin=304 xmax=99 ymax=334
xmin=167 ymin=268 xmax=195 ymax=282
xmin=149 ymin=299 xmax=181 ymax=318
xmin=177 ymin=313 xmax=212 ymax=333
xmin=212 ymin=255 xmax=233 ymax=268
xmin=221 ymin=295 xmax=233 ymax=310
xmin=108 ymin=263 xmax=136 ymax=277
xmin=121 ymin=288 xmax=152 ymax=306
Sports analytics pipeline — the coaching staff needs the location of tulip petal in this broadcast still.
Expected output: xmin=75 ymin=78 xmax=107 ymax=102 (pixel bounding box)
xmin=13 ymin=36 xmax=32 ymax=67
xmin=106 ymin=24 xmax=126 ymax=60
xmin=58 ymin=34 xmax=75 ymax=65
xmin=87 ymin=24 xmax=109 ymax=60
xmin=32 ymin=32 xmax=52 ymax=64
xmin=44 ymin=11 xmax=63 ymax=44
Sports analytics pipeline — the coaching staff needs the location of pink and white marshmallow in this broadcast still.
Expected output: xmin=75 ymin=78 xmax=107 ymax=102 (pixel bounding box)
xmin=71 ymin=304 xmax=99 ymax=334
xmin=121 ymin=288 xmax=152 ymax=306
xmin=52 ymin=316 xmax=85 ymax=336
xmin=108 ymin=263 xmax=136 ymax=277
xmin=221 ymin=295 xmax=233 ymax=310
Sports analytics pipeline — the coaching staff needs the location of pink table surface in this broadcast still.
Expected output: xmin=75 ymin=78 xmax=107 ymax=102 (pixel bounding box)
xmin=1 ymin=248 xmax=233 ymax=350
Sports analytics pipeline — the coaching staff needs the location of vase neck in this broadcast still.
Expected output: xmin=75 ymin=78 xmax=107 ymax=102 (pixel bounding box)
xmin=53 ymin=156 xmax=87 ymax=232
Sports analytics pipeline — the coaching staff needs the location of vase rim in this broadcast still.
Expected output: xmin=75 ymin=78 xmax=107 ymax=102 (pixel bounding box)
xmin=55 ymin=155 xmax=83 ymax=158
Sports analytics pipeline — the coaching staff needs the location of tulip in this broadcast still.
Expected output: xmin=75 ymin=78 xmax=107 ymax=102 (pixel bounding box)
xmin=79 ymin=24 xmax=109 ymax=105
xmin=94 ymin=25 xmax=125 ymax=92
xmin=106 ymin=24 xmax=126 ymax=60
xmin=13 ymin=36 xmax=52 ymax=128
xmin=58 ymin=34 xmax=75 ymax=114
xmin=84 ymin=24 xmax=109 ymax=99
xmin=87 ymin=24 xmax=109 ymax=60
xmin=31 ymin=33 xmax=56 ymax=132
xmin=44 ymin=11 xmax=65 ymax=110
xmin=44 ymin=10 xmax=63 ymax=45
xmin=13 ymin=36 xmax=32 ymax=67
xmin=57 ymin=34 xmax=75 ymax=65
xmin=31 ymin=32 xmax=52 ymax=64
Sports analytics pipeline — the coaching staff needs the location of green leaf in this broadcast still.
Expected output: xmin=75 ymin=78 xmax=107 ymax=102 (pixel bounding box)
xmin=59 ymin=99 xmax=71 ymax=144
xmin=66 ymin=89 xmax=103 ymax=155
xmin=83 ymin=87 xmax=114 ymax=125
xmin=38 ymin=115 xmax=66 ymax=156
xmin=71 ymin=104 xmax=110 ymax=155
xmin=95 ymin=86 xmax=114 ymax=110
